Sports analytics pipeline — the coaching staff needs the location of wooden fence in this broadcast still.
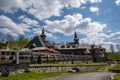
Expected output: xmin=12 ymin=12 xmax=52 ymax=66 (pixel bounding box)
xmin=0 ymin=50 xmax=93 ymax=64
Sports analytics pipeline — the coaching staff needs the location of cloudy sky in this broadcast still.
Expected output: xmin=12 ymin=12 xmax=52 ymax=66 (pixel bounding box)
xmin=0 ymin=0 xmax=120 ymax=45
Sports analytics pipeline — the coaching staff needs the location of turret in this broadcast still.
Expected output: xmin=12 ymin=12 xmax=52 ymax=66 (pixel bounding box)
xmin=74 ymin=31 xmax=79 ymax=44
xmin=40 ymin=27 xmax=46 ymax=41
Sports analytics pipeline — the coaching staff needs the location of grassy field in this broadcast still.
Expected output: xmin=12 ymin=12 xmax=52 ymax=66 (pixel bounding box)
xmin=0 ymin=71 xmax=69 ymax=80
xmin=107 ymin=53 xmax=120 ymax=61
xmin=0 ymin=68 xmax=105 ymax=80
xmin=114 ymin=74 xmax=120 ymax=80
xmin=0 ymin=62 xmax=107 ymax=80
xmin=108 ymin=64 xmax=120 ymax=80
xmin=109 ymin=64 xmax=120 ymax=71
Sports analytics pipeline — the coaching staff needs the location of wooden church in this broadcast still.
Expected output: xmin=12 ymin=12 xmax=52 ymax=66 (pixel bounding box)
xmin=24 ymin=28 xmax=59 ymax=54
xmin=25 ymin=28 xmax=107 ymax=62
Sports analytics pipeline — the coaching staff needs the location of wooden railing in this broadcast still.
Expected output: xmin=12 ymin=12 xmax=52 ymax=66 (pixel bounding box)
xmin=0 ymin=50 xmax=31 ymax=64
xmin=0 ymin=50 xmax=93 ymax=64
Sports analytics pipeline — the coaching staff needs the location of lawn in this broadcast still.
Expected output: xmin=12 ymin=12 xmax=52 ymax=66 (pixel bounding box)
xmin=109 ymin=64 xmax=120 ymax=71
xmin=107 ymin=53 xmax=120 ymax=61
xmin=108 ymin=64 xmax=120 ymax=80
xmin=114 ymin=74 xmax=120 ymax=80
xmin=0 ymin=62 xmax=107 ymax=80
xmin=0 ymin=71 xmax=68 ymax=80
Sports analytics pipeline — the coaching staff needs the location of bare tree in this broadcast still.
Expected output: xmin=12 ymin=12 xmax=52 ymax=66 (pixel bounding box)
xmin=0 ymin=32 xmax=5 ymax=41
xmin=110 ymin=44 xmax=115 ymax=53
xmin=116 ymin=44 xmax=120 ymax=53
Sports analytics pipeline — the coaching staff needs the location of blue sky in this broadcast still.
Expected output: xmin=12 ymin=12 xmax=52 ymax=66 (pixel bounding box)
xmin=0 ymin=0 xmax=120 ymax=46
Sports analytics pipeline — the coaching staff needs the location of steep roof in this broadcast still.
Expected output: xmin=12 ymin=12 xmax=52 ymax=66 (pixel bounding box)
xmin=24 ymin=35 xmax=59 ymax=53
xmin=24 ymin=36 xmax=46 ymax=48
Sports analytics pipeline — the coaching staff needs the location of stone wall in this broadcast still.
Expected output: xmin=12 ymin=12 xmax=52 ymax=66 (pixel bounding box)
xmin=0 ymin=64 xmax=29 ymax=76
xmin=0 ymin=64 xmax=105 ymax=76
xmin=29 ymin=65 xmax=103 ymax=73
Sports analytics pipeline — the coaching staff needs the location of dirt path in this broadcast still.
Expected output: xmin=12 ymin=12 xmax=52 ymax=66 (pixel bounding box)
xmin=49 ymin=72 xmax=114 ymax=80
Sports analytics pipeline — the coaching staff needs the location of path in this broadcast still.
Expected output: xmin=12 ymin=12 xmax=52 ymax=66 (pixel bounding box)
xmin=51 ymin=72 xmax=114 ymax=80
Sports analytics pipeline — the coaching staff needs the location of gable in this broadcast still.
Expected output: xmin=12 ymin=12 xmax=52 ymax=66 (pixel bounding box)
xmin=24 ymin=36 xmax=45 ymax=48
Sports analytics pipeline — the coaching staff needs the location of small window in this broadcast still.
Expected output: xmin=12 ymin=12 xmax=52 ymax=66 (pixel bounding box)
xmin=61 ymin=45 xmax=65 ymax=48
xmin=67 ymin=45 xmax=70 ymax=48
xmin=1 ymin=57 xmax=5 ymax=60
xmin=72 ymin=45 xmax=76 ymax=48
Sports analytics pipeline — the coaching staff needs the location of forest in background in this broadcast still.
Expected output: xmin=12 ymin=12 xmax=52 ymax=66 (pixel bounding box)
xmin=0 ymin=33 xmax=29 ymax=49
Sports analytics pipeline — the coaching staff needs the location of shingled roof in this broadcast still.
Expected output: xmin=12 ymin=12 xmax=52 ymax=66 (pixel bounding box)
xmin=24 ymin=28 xmax=59 ymax=54
xmin=24 ymin=36 xmax=45 ymax=48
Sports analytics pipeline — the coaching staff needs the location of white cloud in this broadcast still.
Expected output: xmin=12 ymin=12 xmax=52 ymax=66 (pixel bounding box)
xmin=89 ymin=0 xmax=102 ymax=3
xmin=0 ymin=15 xmax=56 ymax=38
xmin=33 ymin=28 xmax=57 ymax=39
xmin=0 ymin=0 xmax=102 ymax=20
xmin=59 ymin=0 xmax=87 ymax=8
xmin=115 ymin=0 xmax=120 ymax=6
xmin=44 ymin=13 xmax=106 ymax=44
xmin=0 ymin=15 xmax=24 ymax=36
xmin=44 ymin=13 xmax=83 ymax=36
xmin=18 ymin=15 xmax=39 ymax=27
xmin=27 ymin=0 xmax=63 ymax=20
xmin=81 ymin=7 xmax=86 ymax=9
xmin=89 ymin=6 xmax=99 ymax=13
xmin=0 ymin=15 xmax=40 ymax=36
xmin=108 ymin=31 xmax=120 ymax=40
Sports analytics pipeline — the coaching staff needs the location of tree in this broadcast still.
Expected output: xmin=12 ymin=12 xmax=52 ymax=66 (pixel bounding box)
xmin=6 ymin=34 xmax=14 ymax=49
xmin=0 ymin=32 xmax=5 ymax=41
xmin=110 ymin=44 xmax=115 ymax=53
xmin=18 ymin=35 xmax=29 ymax=49
xmin=116 ymin=44 xmax=120 ymax=53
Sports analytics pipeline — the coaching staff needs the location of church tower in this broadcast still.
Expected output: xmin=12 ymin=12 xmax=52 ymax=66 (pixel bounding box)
xmin=40 ymin=27 xmax=46 ymax=41
xmin=74 ymin=31 xmax=79 ymax=44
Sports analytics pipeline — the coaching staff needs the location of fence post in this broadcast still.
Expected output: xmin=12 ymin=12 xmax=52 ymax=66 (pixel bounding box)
xmin=16 ymin=51 xmax=19 ymax=64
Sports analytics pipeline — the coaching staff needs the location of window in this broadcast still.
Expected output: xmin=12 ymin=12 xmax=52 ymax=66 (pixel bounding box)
xmin=67 ymin=45 xmax=70 ymax=48
xmin=61 ymin=45 xmax=65 ymax=48
xmin=72 ymin=45 xmax=76 ymax=48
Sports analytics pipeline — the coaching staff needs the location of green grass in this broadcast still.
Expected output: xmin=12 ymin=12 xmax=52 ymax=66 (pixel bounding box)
xmin=0 ymin=63 xmax=107 ymax=80
xmin=109 ymin=64 xmax=120 ymax=80
xmin=114 ymin=74 xmax=120 ymax=80
xmin=109 ymin=64 xmax=120 ymax=71
xmin=0 ymin=71 xmax=69 ymax=80
xmin=0 ymin=68 xmax=104 ymax=80
xmin=107 ymin=53 xmax=120 ymax=61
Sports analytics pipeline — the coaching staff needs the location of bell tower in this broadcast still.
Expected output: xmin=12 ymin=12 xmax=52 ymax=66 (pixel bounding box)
xmin=40 ymin=27 xmax=46 ymax=41
xmin=74 ymin=31 xmax=79 ymax=44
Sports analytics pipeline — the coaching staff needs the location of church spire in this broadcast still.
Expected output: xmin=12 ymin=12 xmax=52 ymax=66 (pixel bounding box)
xmin=74 ymin=31 xmax=77 ymax=39
xmin=40 ymin=27 xmax=46 ymax=41
xmin=74 ymin=30 xmax=79 ymax=44
xmin=42 ymin=27 xmax=45 ymax=35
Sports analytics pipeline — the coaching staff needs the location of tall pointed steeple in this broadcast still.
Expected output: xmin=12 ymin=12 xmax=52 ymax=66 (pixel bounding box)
xmin=40 ymin=27 xmax=46 ymax=41
xmin=42 ymin=27 xmax=45 ymax=35
xmin=74 ymin=30 xmax=79 ymax=44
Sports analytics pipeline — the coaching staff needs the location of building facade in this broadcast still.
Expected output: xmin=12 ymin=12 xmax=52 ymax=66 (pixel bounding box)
xmin=55 ymin=32 xmax=107 ymax=62
xmin=25 ymin=28 xmax=107 ymax=62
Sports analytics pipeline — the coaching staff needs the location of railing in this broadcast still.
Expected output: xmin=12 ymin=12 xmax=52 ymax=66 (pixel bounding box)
xmin=38 ymin=53 xmax=93 ymax=63
xmin=0 ymin=50 xmax=93 ymax=64
xmin=0 ymin=50 xmax=32 ymax=64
